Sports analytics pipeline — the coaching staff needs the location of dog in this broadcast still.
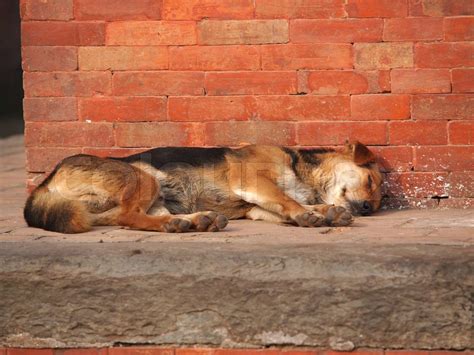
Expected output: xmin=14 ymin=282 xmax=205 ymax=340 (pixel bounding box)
xmin=24 ymin=141 xmax=382 ymax=234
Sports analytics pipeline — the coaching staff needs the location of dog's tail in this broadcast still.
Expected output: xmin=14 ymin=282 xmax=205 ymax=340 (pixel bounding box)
xmin=24 ymin=186 xmax=91 ymax=234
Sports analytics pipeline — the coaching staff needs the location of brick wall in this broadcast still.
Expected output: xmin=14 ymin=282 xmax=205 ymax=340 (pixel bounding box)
xmin=21 ymin=0 xmax=473 ymax=208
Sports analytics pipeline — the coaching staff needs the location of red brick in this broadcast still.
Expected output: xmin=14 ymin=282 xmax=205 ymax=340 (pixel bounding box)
xmin=297 ymin=122 xmax=387 ymax=146
xmin=352 ymin=94 xmax=411 ymax=120
xmin=168 ymin=96 xmax=254 ymax=121
xmin=82 ymin=148 xmax=148 ymax=158
xmin=384 ymin=18 xmax=443 ymax=41
xmin=205 ymin=71 xmax=297 ymax=95
xmin=163 ymin=0 xmax=254 ymax=20
xmin=27 ymin=172 xmax=47 ymax=192
xmin=79 ymin=97 xmax=167 ymax=122
xmin=254 ymin=95 xmax=350 ymax=120
xmin=7 ymin=350 xmax=53 ymax=355
xmin=355 ymin=43 xmax=413 ymax=70
xmin=75 ymin=0 xmax=161 ymax=20
xmin=115 ymin=122 xmax=204 ymax=147
xmin=291 ymin=19 xmax=382 ymax=43
xmin=20 ymin=0 xmax=73 ymax=20
xmin=22 ymin=46 xmax=77 ymax=72
xmin=113 ymin=72 xmax=204 ymax=96
xmin=107 ymin=21 xmax=196 ymax=45
xmin=444 ymin=17 xmax=474 ymax=41
xmin=26 ymin=147 xmax=82 ymax=172
xmin=204 ymin=121 xmax=296 ymax=146
xmin=409 ymin=0 xmax=474 ymax=16
xmin=346 ymin=0 xmax=408 ymax=17
xmin=438 ymin=197 xmax=474 ymax=208
xmin=370 ymin=146 xmax=414 ymax=172
xmin=79 ymin=47 xmax=168 ymax=71
xmin=448 ymin=172 xmax=474 ymax=197
xmin=449 ymin=121 xmax=474 ymax=144
xmin=415 ymin=42 xmax=474 ymax=68
xmin=108 ymin=349 xmax=173 ymax=355
xmin=320 ymin=351 xmax=382 ymax=355
xmin=24 ymin=97 xmax=77 ymax=122
xmin=280 ymin=351 xmax=318 ymax=355
xmin=389 ymin=121 xmax=448 ymax=145
xmin=415 ymin=146 xmax=474 ymax=171
xmin=384 ymin=172 xmax=449 ymax=198
xmin=391 ymin=69 xmax=451 ymax=94
xmin=58 ymin=349 xmax=108 ymax=355
xmin=378 ymin=70 xmax=391 ymax=92
xmin=261 ymin=44 xmax=352 ymax=70
xmin=214 ymin=351 xmax=281 ymax=355
xmin=24 ymin=72 xmax=111 ymax=97
xmin=170 ymin=46 xmax=260 ymax=71
xmin=412 ymin=94 xmax=474 ymax=120
xmin=22 ymin=21 xmax=105 ymax=46
xmin=256 ymin=0 xmax=346 ymax=19
xmin=175 ymin=349 xmax=216 ymax=355
xmin=452 ymin=68 xmax=474 ymax=93
xmin=307 ymin=70 xmax=369 ymax=94
xmin=25 ymin=122 xmax=114 ymax=147
xmin=198 ymin=20 xmax=288 ymax=45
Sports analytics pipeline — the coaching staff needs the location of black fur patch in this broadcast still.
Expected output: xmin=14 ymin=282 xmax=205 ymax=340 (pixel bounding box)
xmin=120 ymin=147 xmax=231 ymax=169
xmin=297 ymin=148 xmax=334 ymax=166
xmin=282 ymin=147 xmax=299 ymax=173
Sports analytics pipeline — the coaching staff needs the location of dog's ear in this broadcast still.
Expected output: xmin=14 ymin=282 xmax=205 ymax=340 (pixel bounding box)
xmin=344 ymin=141 xmax=376 ymax=166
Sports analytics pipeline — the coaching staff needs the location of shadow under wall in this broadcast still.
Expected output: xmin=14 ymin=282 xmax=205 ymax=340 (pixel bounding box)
xmin=0 ymin=0 xmax=23 ymax=138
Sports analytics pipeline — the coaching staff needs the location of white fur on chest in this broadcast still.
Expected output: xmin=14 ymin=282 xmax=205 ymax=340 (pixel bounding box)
xmin=277 ymin=168 xmax=313 ymax=204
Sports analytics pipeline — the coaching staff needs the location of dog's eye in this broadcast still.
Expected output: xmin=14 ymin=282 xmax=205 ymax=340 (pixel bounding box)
xmin=367 ymin=175 xmax=372 ymax=189
xmin=342 ymin=187 xmax=347 ymax=195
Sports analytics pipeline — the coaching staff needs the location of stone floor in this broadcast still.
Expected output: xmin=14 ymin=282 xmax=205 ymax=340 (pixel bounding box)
xmin=0 ymin=134 xmax=473 ymax=244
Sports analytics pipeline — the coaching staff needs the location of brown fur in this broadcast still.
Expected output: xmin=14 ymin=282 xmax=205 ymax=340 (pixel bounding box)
xmin=24 ymin=142 xmax=382 ymax=233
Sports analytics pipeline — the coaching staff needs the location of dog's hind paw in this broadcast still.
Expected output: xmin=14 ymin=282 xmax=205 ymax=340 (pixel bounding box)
xmin=324 ymin=206 xmax=353 ymax=227
xmin=193 ymin=211 xmax=228 ymax=232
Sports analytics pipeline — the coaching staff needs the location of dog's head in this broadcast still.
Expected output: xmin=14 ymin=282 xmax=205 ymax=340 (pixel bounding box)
xmin=318 ymin=142 xmax=383 ymax=215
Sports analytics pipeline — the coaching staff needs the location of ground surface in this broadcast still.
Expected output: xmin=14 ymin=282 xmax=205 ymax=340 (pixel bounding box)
xmin=0 ymin=135 xmax=473 ymax=350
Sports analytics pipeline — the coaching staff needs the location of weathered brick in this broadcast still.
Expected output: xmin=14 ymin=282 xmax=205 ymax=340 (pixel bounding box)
xmin=79 ymin=47 xmax=168 ymax=71
xmin=204 ymin=121 xmax=296 ymax=146
xmin=175 ymin=349 xmax=216 ymax=355
xmin=25 ymin=122 xmax=114 ymax=147
xmin=415 ymin=146 xmax=474 ymax=171
xmin=291 ymin=19 xmax=382 ymax=43
xmin=113 ymin=72 xmax=204 ymax=96
xmin=452 ymin=68 xmax=474 ymax=93
xmin=6 ymin=349 xmax=54 ymax=355
xmin=163 ymin=0 xmax=254 ymax=20
xmin=370 ymin=146 xmax=414 ymax=172
xmin=254 ymin=95 xmax=350 ymax=120
xmin=409 ymin=0 xmax=474 ymax=16
xmin=355 ymin=43 xmax=414 ymax=70
xmin=20 ymin=0 xmax=73 ymax=20
xmin=306 ymin=70 xmax=369 ymax=94
xmin=170 ymin=46 xmax=260 ymax=71
xmin=22 ymin=46 xmax=77 ymax=72
xmin=297 ymin=122 xmax=387 ymax=146
xmin=59 ymin=349 xmax=109 ymax=355
xmin=384 ymin=172 xmax=449 ymax=198
xmin=79 ymin=97 xmax=167 ymax=122
xmin=168 ymin=96 xmax=253 ymax=121
xmin=24 ymin=97 xmax=77 ymax=122
xmin=198 ymin=20 xmax=288 ymax=45
xmin=256 ymin=0 xmax=346 ymax=19
xmin=412 ymin=94 xmax=474 ymax=120
xmin=82 ymin=148 xmax=148 ymax=158
xmin=449 ymin=121 xmax=473 ymax=144
xmin=383 ymin=17 xmax=443 ymax=41
xmin=261 ymin=44 xmax=352 ymax=70
xmin=107 ymin=21 xmax=196 ymax=45
xmin=115 ymin=122 xmax=204 ymax=147
xmin=415 ymin=42 xmax=474 ymax=68
xmin=448 ymin=172 xmax=474 ymax=197
xmin=389 ymin=121 xmax=448 ymax=145
xmin=22 ymin=21 xmax=105 ymax=46
xmin=444 ymin=16 xmax=474 ymax=41
xmin=26 ymin=147 xmax=82 ymax=172
xmin=24 ymin=72 xmax=111 ymax=97
xmin=346 ymin=0 xmax=408 ymax=17
xmin=352 ymin=95 xmax=411 ymax=120
xmin=75 ymin=0 xmax=161 ymax=20
xmin=391 ymin=69 xmax=451 ymax=94
xmin=205 ymin=71 xmax=297 ymax=95
xmin=108 ymin=349 xmax=174 ymax=355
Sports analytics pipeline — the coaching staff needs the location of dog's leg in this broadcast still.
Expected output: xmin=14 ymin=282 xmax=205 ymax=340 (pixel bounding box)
xmin=303 ymin=204 xmax=353 ymax=227
xmin=245 ymin=206 xmax=288 ymax=223
xmin=232 ymin=177 xmax=324 ymax=227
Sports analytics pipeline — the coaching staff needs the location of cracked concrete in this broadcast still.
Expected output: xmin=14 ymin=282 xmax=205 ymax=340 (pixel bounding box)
xmin=0 ymin=135 xmax=473 ymax=350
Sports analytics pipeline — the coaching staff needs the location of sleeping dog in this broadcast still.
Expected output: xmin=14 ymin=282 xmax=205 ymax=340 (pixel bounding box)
xmin=24 ymin=141 xmax=382 ymax=233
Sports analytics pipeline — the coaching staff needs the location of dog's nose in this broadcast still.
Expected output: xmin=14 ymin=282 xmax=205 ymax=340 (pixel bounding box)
xmin=361 ymin=201 xmax=372 ymax=215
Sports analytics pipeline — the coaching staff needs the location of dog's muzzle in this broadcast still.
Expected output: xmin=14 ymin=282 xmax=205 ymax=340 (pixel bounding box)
xmin=350 ymin=200 xmax=373 ymax=216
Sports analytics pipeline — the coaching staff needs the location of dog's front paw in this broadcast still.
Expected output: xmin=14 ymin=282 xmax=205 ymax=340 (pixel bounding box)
xmin=294 ymin=211 xmax=325 ymax=227
xmin=193 ymin=211 xmax=228 ymax=232
xmin=325 ymin=206 xmax=353 ymax=227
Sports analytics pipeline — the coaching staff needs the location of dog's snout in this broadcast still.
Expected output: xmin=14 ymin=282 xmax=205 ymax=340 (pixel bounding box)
xmin=362 ymin=201 xmax=371 ymax=211
xmin=350 ymin=200 xmax=373 ymax=216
